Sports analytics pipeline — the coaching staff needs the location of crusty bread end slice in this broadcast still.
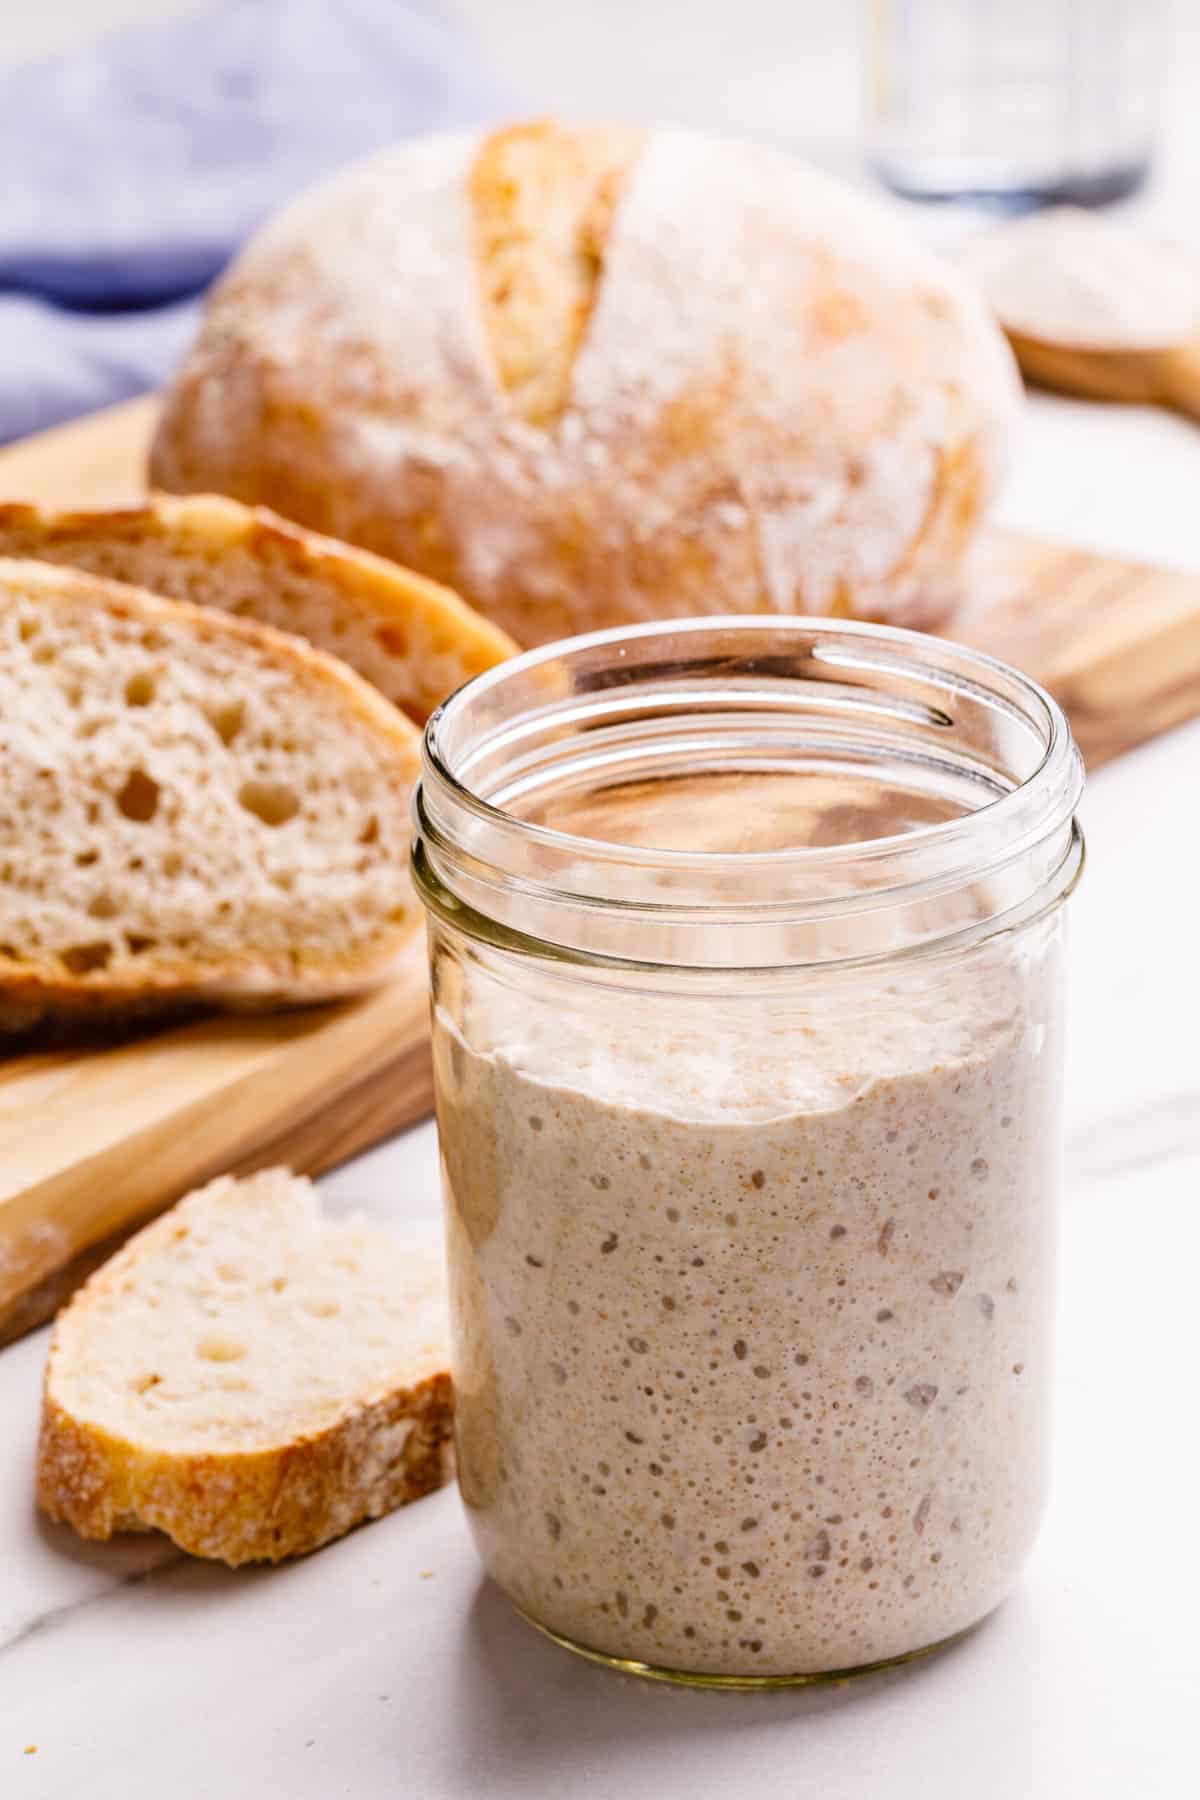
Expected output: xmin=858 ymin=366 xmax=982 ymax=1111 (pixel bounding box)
xmin=0 ymin=558 xmax=422 ymax=1029
xmin=0 ymin=492 xmax=516 ymax=724
xmin=36 ymin=1169 xmax=453 ymax=1564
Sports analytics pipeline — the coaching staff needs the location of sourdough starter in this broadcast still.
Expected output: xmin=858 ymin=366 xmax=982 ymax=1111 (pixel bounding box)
xmin=435 ymin=950 xmax=1061 ymax=1678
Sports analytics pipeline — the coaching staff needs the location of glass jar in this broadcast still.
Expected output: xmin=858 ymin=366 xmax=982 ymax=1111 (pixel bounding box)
xmin=868 ymin=0 xmax=1166 ymax=210
xmin=413 ymin=617 xmax=1084 ymax=1687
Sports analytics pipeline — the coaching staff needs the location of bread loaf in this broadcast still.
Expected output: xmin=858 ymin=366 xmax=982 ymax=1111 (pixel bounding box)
xmin=0 ymin=493 xmax=515 ymax=725
xmin=151 ymin=120 xmax=1022 ymax=646
xmin=37 ymin=1168 xmax=453 ymax=1564
xmin=0 ymin=559 xmax=420 ymax=1029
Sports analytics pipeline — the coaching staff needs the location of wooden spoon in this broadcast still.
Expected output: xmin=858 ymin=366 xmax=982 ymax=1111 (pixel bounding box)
xmin=961 ymin=207 xmax=1200 ymax=422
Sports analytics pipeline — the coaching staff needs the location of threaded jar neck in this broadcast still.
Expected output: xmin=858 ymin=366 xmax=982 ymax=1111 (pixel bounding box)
xmin=414 ymin=616 xmax=1083 ymax=973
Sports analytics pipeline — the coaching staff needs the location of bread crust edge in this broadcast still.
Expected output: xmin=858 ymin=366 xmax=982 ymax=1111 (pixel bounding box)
xmin=0 ymin=494 xmax=517 ymax=723
xmin=36 ymin=1372 xmax=455 ymax=1565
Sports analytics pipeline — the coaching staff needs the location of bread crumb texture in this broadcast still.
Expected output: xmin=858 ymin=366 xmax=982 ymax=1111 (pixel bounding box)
xmin=150 ymin=122 xmax=1022 ymax=646
xmin=0 ymin=559 xmax=421 ymax=1025
xmin=0 ymin=493 xmax=515 ymax=726
xmin=36 ymin=1168 xmax=453 ymax=1564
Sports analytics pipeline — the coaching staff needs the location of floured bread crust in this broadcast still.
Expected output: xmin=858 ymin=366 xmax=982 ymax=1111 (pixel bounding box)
xmin=151 ymin=122 xmax=1023 ymax=645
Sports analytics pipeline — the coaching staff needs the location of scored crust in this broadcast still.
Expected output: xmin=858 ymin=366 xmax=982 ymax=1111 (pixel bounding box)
xmin=0 ymin=492 xmax=515 ymax=726
xmin=471 ymin=120 xmax=647 ymax=425
xmin=150 ymin=122 xmax=1023 ymax=646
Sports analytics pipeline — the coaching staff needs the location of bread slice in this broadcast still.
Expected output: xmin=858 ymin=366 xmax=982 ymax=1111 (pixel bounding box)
xmin=0 ymin=493 xmax=515 ymax=725
xmin=37 ymin=1168 xmax=454 ymax=1564
xmin=0 ymin=558 xmax=422 ymax=1030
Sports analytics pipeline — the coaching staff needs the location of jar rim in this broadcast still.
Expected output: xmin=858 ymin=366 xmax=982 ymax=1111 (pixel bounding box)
xmin=415 ymin=616 xmax=1084 ymax=969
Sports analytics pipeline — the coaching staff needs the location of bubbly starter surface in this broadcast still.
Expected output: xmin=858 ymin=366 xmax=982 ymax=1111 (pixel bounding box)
xmin=435 ymin=952 xmax=1061 ymax=1678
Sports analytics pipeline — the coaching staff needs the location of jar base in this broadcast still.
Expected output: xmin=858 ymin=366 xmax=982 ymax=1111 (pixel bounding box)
xmin=512 ymin=1601 xmax=981 ymax=1690
xmin=869 ymin=155 xmax=1151 ymax=213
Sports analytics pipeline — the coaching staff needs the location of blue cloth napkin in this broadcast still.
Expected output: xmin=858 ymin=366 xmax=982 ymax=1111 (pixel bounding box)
xmin=0 ymin=0 xmax=512 ymax=443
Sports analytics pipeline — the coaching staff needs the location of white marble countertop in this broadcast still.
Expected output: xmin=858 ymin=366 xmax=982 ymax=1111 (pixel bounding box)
xmin=1 ymin=391 xmax=1197 ymax=1797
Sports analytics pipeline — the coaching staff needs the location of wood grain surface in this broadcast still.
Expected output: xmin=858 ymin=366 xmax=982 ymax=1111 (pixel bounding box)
xmin=957 ymin=532 xmax=1200 ymax=767
xmin=0 ymin=392 xmax=1197 ymax=1341
xmin=0 ymin=951 xmax=432 ymax=1344
xmin=0 ymin=396 xmax=442 ymax=1341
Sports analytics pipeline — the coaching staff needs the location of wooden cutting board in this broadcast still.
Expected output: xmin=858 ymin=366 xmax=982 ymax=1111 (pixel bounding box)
xmin=0 ymin=956 xmax=431 ymax=1345
xmin=1 ymin=393 xmax=1198 ymax=1344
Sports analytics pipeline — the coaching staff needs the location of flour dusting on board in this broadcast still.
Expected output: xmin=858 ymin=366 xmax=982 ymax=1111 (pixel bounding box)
xmin=962 ymin=207 xmax=1200 ymax=351
xmin=0 ymin=1219 xmax=70 ymax=1309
